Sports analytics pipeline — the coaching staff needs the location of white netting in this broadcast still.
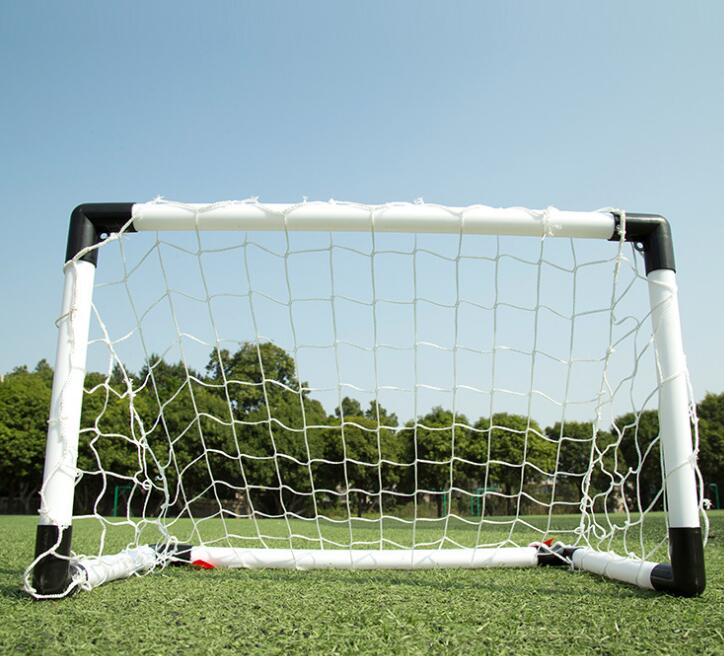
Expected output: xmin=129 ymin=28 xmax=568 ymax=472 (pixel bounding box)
xmin=27 ymin=200 xmax=706 ymax=594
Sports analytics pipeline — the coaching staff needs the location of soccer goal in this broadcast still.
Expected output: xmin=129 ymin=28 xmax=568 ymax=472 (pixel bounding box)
xmin=26 ymin=200 xmax=706 ymax=598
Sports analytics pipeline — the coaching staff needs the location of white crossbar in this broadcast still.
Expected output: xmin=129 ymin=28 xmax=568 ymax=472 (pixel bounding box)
xmin=131 ymin=200 xmax=615 ymax=239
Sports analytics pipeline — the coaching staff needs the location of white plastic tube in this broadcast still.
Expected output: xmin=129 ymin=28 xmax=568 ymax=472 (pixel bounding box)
xmin=571 ymin=549 xmax=656 ymax=590
xmin=187 ymin=546 xmax=539 ymax=570
xmin=647 ymin=269 xmax=700 ymax=529
xmin=73 ymin=546 xmax=159 ymax=590
xmin=38 ymin=261 xmax=97 ymax=528
xmin=66 ymin=546 xmax=539 ymax=592
xmin=131 ymin=201 xmax=615 ymax=239
xmin=67 ymin=543 xmax=671 ymax=592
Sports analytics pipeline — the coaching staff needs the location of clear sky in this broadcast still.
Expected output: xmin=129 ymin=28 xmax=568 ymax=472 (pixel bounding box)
xmin=1 ymin=1 xmax=723 ymax=415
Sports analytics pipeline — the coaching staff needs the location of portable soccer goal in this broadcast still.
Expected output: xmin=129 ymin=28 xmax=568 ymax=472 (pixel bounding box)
xmin=26 ymin=200 xmax=706 ymax=598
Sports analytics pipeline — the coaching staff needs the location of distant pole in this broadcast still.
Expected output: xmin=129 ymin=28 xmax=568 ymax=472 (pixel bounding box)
xmin=709 ymin=483 xmax=720 ymax=510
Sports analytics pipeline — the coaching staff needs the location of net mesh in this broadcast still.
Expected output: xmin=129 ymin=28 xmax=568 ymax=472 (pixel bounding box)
xmin=30 ymin=200 xmax=706 ymax=590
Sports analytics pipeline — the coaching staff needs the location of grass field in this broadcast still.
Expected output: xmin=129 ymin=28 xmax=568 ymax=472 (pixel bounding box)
xmin=1 ymin=512 xmax=722 ymax=655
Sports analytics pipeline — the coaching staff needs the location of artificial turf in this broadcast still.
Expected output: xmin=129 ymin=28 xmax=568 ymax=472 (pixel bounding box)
xmin=0 ymin=512 xmax=721 ymax=655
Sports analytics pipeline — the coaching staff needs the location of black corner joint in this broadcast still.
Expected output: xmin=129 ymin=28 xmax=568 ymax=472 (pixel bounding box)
xmin=609 ymin=212 xmax=676 ymax=275
xmin=537 ymin=543 xmax=579 ymax=567
xmin=154 ymin=542 xmax=193 ymax=565
xmin=31 ymin=524 xmax=74 ymax=598
xmin=650 ymin=527 xmax=706 ymax=597
xmin=66 ymin=203 xmax=136 ymax=266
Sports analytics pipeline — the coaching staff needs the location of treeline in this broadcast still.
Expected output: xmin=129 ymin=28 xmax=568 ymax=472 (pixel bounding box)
xmin=0 ymin=343 xmax=722 ymax=518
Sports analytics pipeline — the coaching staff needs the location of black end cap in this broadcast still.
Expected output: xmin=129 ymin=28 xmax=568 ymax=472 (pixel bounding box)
xmin=537 ymin=544 xmax=579 ymax=566
xmin=66 ymin=203 xmax=136 ymax=265
xmin=609 ymin=212 xmax=676 ymax=275
xmin=651 ymin=527 xmax=706 ymax=597
xmin=154 ymin=542 xmax=193 ymax=565
xmin=31 ymin=525 xmax=73 ymax=598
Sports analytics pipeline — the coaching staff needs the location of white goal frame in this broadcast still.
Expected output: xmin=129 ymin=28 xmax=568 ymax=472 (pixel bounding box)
xmin=28 ymin=201 xmax=706 ymax=597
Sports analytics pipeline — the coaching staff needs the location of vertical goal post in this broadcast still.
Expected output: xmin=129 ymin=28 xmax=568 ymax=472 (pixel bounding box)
xmin=28 ymin=200 xmax=705 ymax=598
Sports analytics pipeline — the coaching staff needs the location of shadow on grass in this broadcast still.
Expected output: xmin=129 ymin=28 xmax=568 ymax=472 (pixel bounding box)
xmin=0 ymin=566 xmax=44 ymax=602
xmin=1 ymin=565 xmax=662 ymax=604
xmin=0 ymin=584 xmax=28 ymax=601
xmin=218 ymin=567 xmax=661 ymax=601
xmin=16 ymin=538 xmax=719 ymax=604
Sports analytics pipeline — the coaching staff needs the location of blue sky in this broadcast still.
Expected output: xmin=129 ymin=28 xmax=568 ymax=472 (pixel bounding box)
xmin=1 ymin=1 xmax=723 ymax=417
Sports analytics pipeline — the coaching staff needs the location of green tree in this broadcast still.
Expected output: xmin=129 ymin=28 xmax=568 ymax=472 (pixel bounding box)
xmin=474 ymin=413 xmax=556 ymax=516
xmin=612 ymin=410 xmax=663 ymax=511
xmin=33 ymin=359 xmax=54 ymax=384
xmin=323 ymin=416 xmax=380 ymax=517
xmin=74 ymin=365 xmax=158 ymax=515
xmin=0 ymin=362 xmax=53 ymax=512
xmin=75 ymin=356 xmax=247 ymax=517
xmin=205 ymin=343 xmax=328 ymax=516
xmin=405 ymin=407 xmax=474 ymax=516
xmin=323 ymin=400 xmax=406 ymax=517
xmin=364 ymin=400 xmax=398 ymax=426
xmin=334 ymin=397 xmax=363 ymax=420
xmin=696 ymin=392 xmax=724 ymax=508
xmin=206 ymin=343 xmax=300 ymax=413
xmin=544 ymin=421 xmax=617 ymax=511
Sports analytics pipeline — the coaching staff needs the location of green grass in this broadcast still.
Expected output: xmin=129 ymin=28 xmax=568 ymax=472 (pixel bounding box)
xmin=0 ymin=513 xmax=722 ymax=655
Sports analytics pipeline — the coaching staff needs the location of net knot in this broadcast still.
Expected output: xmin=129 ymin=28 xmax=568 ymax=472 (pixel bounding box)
xmin=54 ymin=308 xmax=75 ymax=328
xmin=540 ymin=206 xmax=563 ymax=237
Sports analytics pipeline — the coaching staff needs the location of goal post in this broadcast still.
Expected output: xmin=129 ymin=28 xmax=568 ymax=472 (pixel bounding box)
xmin=28 ymin=200 xmax=705 ymax=597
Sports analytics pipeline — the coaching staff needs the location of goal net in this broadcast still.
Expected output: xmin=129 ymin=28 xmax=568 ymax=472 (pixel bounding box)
xmin=26 ymin=200 xmax=707 ymax=598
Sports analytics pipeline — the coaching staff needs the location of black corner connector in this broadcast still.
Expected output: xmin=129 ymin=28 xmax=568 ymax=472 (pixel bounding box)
xmin=32 ymin=524 xmax=74 ymax=598
xmin=609 ymin=212 xmax=676 ymax=275
xmin=154 ymin=542 xmax=193 ymax=565
xmin=537 ymin=543 xmax=579 ymax=567
xmin=66 ymin=203 xmax=136 ymax=265
xmin=650 ymin=527 xmax=706 ymax=597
